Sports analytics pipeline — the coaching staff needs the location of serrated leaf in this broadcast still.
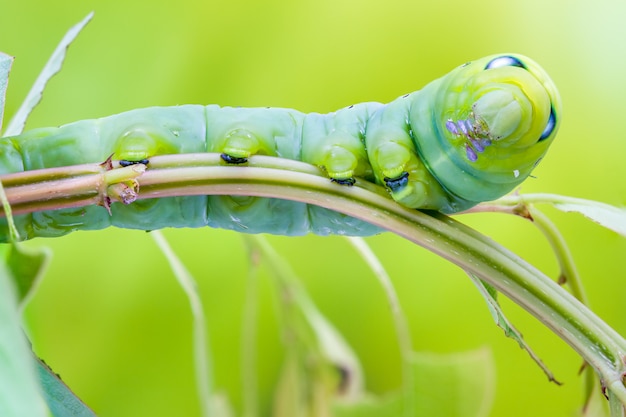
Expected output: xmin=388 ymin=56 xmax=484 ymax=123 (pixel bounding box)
xmin=467 ymin=272 xmax=560 ymax=384
xmin=0 ymin=246 xmax=49 ymax=417
xmin=553 ymin=201 xmax=626 ymax=237
xmin=333 ymin=348 xmax=496 ymax=417
xmin=4 ymin=12 xmax=93 ymax=136
xmin=36 ymin=358 xmax=97 ymax=417
xmin=0 ymin=52 xmax=13 ymax=132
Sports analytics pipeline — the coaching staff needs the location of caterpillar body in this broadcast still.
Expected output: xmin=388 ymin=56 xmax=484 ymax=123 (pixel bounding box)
xmin=0 ymin=54 xmax=561 ymax=241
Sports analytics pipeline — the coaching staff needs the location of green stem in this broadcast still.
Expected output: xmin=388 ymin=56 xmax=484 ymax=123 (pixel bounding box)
xmin=2 ymin=153 xmax=626 ymax=403
xmin=527 ymin=208 xmax=588 ymax=306
xmin=0 ymin=181 xmax=19 ymax=241
xmin=527 ymin=207 xmax=596 ymax=406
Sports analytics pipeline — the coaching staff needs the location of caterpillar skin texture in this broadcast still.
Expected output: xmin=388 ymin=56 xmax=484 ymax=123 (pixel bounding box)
xmin=0 ymin=54 xmax=561 ymax=240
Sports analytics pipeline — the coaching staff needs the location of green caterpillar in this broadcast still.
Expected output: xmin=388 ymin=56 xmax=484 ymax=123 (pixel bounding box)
xmin=0 ymin=54 xmax=561 ymax=241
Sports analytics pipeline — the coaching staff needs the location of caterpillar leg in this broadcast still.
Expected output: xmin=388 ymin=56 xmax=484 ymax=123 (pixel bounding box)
xmin=218 ymin=128 xmax=263 ymax=164
xmin=206 ymin=106 xmax=305 ymax=164
xmin=369 ymin=138 xmax=439 ymax=208
xmin=365 ymin=101 xmax=448 ymax=209
xmin=108 ymin=106 xmax=207 ymax=166
xmin=304 ymin=135 xmax=369 ymax=186
xmin=302 ymin=105 xmax=379 ymax=186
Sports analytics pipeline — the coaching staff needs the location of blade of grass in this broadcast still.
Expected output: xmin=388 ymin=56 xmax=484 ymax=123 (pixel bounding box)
xmin=3 ymin=12 xmax=93 ymax=137
xmin=0 ymin=51 xmax=13 ymax=132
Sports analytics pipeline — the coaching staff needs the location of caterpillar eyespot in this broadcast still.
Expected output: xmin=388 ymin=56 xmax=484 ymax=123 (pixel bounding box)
xmin=0 ymin=53 xmax=561 ymax=241
xmin=539 ymin=107 xmax=557 ymax=141
xmin=484 ymin=55 xmax=526 ymax=70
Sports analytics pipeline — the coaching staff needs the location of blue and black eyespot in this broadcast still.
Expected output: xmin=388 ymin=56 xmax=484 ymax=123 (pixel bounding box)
xmin=484 ymin=55 xmax=527 ymax=70
xmin=484 ymin=56 xmax=557 ymax=142
xmin=538 ymin=107 xmax=557 ymax=141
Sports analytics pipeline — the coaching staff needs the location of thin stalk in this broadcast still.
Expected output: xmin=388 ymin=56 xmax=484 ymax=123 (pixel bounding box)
xmin=0 ymin=181 xmax=19 ymax=241
xmin=527 ymin=208 xmax=596 ymax=406
xmin=2 ymin=153 xmax=626 ymax=403
xmin=150 ymin=231 xmax=215 ymax=417
xmin=345 ymin=237 xmax=415 ymax=417
xmin=527 ymin=208 xmax=588 ymax=306
xmin=241 ymin=239 xmax=261 ymax=417
xmin=465 ymin=193 xmax=614 ymax=405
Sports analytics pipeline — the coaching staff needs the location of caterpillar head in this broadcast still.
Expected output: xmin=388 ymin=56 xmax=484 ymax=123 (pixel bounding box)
xmin=411 ymin=54 xmax=561 ymax=207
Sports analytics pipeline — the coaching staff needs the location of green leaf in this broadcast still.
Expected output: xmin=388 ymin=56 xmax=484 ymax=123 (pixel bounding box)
xmin=243 ymin=235 xmax=364 ymax=416
xmin=333 ymin=348 xmax=496 ymax=417
xmin=0 ymin=51 xmax=13 ymax=132
xmin=553 ymin=200 xmax=626 ymax=238
xmin=2 ymin=244 xmax=93 ymax=416
xmin=0 ymin=246 xmax=49 ymax=417
xmin=296 ymin=291 xmax=364 ymax=398
xmin=5 ymin=243 xmax=51 ymax=306
xmin=466 ymin=272 xmax=560 ymax=384
xmin=4 ymin=11 xmax=94 ymax=136
xmin=36 ymin=357 xmax=97 ymax=417
xmin=487 ymin=194 xmax=626 ymax=238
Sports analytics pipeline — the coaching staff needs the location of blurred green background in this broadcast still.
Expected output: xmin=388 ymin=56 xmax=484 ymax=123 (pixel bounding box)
xmin=2 ymin=0 xmax=626 ymax=416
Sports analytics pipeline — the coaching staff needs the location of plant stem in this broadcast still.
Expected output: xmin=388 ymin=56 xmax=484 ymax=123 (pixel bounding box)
xmin=2 ymin=153 xmax=626 ymax=403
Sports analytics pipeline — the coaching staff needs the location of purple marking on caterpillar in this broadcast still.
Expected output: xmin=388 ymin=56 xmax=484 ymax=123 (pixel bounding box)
xmin=445 ymin=120 xmax=458 ymax=135
xmin=470 ymin=138 xmax=484 ymax=152
xmin=461 ymin=119 xmax=476 ymax=136
xmin=446 ymin=117 xmax=494 ymax=162
xmin=458 ymin=120 xmax=469 ymax=136
xmin=465 ymin=145 xmax=478 ymax=162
